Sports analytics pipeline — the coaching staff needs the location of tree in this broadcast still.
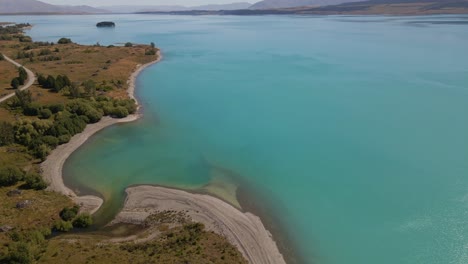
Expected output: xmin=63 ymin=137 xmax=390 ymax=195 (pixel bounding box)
xmin=0 ymin=121 xmax=15 ymax=146
xmin=23 ymin=172 xmax=47 ymax=190
xmin=83 ymin=80 xmax=96 ymax=97
xmin=18 ymin=67 xmax=27 ymax=85
xmin=124 ymin=42 xmax=133 ymax=47
xmin=60 ymin=206 xmax=80 ymax=221
xmin=0 ymin=166 xmax=24 ymax=187
xmin=69 ymin=82 xmax=81 ymax=98
xmin=37 ymin=74 xmax=47 ymax=87
xmin=42 ymin=75 xmax=54 ymax=89
xmin=72 ymin=213 xmax=93 ymax=228
xmin=14 ymin=90 xmax=32 ymax=107
xmin=11 ymin=77 xmax=20 ymax=89
xmin=39 ymin=108 xmax=52 ymax=119
xmin=150 ymin=42 xmax=155 ymax=48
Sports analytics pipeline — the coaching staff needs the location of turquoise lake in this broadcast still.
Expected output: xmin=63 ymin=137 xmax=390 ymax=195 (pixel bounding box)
xmin=3 ymin=14 xmax=468 ymax=264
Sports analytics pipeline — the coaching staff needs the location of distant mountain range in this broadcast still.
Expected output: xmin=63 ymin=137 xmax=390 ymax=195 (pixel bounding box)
xmin=99 ymin=2 xmax=252 ymax=13
xmin=249 ymin=0 xmax=355 ymax=9
xmin=1 ymin=0 xmax=467 ymax=15
xmin=0 ymin=0 xmax=106 ymax=14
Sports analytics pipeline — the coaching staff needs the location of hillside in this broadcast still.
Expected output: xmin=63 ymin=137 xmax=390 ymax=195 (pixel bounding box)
xmin=100 ymin=2 xmax=252 ymax=13
xmin=249 ymin=0 xmax=356 ymax=9
xmin=0 ymin=0 xmax=107 ymax=14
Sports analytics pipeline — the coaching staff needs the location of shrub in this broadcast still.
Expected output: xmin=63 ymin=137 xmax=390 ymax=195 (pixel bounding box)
xmin=23 ymin=172 xmax=47 ymax=190
xmin=0 ymin=166 xmax=24 ymax=187
xmin=0 ymin=121 xmax=15 ymax=146
xmin=4 ymin=242 xmax=33 ymax=264
xmin=72 ymin=213 xmax=93 ymax=228
xmin=60 ymin=206 xmax=80 ymax=221
xmin=0 ymin=53 xmax=4 ymax=60
xmin=124 ymin=42 xmax=133 ymax=47
xmin=46 ymin=103 xmax=64 ymax=113
xmin=23 ymin=103 xmax=41 ymax=116
xmin=33 ymin=144 xmax=51 ymax=161
xmin=58 ymin=134 xmax=71 ymax=144
xmin=57 ymin=37 xmax=72 ymax=44
xmin=41 ymin=135 xmax=59 ymax=148
xmin=53 ymin=220 xmax=73 ymax=232
xmin=110 ymin=106 xmax=129 ymax=118
xmin=39 ymin=108 xmax=52 ymax=119
xmin=11 ymin=77 xmax=20 ymax=89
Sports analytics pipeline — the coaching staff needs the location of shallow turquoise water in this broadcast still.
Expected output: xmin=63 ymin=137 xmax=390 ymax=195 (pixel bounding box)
xmin=4 ymin=14 xmax=468 ymax=264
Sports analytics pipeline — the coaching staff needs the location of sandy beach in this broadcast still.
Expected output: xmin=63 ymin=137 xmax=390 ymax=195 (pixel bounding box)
xmin=40 ymin=49 xmax=286 ymax=263
xmin=113 ymin=185 xmax=286 ymax=264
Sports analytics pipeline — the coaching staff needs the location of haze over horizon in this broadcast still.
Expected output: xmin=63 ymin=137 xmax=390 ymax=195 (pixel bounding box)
xmin=38 ymin=0 xmax=249 ymax=7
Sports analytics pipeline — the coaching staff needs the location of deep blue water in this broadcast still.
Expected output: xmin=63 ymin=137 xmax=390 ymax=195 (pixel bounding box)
xmin=3 ymin=14 xmax=468 ymax=264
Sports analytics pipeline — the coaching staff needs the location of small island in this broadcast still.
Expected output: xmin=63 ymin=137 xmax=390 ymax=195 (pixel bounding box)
xmin=96 ymin=21 xmax=115 ymax=28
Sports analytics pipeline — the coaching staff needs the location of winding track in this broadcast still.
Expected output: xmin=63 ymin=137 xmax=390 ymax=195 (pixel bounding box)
xmin=0 ymin=54 xmax=36 ymax=103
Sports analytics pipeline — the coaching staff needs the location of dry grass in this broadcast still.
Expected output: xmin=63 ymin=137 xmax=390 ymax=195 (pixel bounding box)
xmin=0 ymin=37 xmax=158 ymax=122
xmin=0 ymin=59 xmax=18 ymax=96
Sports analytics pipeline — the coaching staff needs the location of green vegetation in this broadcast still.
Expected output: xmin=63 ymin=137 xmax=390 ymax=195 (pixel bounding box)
xmin=72 ymin=213 xmax=93 ymax=228
xmin=57 ymin=38 xmax=72 ymax=44
xmin=0 ymin=23 xmax=245 ymax=264
xmin=124 ymin=42 xmax=133 ymax=47
xmin=0 ymin=165 xmax=24 ymax=187
xmin=10 ymin=67 xmax=28 ymax=89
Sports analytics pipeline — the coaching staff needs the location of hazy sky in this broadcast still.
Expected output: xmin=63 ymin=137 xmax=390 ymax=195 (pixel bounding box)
xmin=40 ymin=0 xmax=250 ymax=6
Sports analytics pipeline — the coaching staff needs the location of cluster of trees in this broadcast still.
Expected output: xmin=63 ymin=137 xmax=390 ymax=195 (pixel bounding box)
xmin=0 ymin=165 xmax=47 ymax=190
xmin=37 ymin=74 xmax=71 ymax=92
xmin=17 ymin=49 xmax=61 ymax=62
xmin=53 ymin=206 xmax=92 ymax=232
xmin=10 ymin=67 xmax=28 ymax=89
xmin=2 ymin=92 xmax=137 ymax=160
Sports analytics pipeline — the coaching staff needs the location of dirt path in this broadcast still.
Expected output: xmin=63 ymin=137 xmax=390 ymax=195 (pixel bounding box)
xmin=0 ymin=55 xmax=36 ymax=103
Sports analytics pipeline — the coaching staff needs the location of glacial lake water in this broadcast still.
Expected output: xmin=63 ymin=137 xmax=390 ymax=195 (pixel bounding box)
xmin=3 ymin=14 xmax=468 ymax=264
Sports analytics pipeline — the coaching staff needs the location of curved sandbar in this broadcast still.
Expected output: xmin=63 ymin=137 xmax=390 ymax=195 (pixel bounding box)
xmin=41 ymin=51 xmax=162 ymax=214
xmin=113 ymin=185 xmax=286 ymax=264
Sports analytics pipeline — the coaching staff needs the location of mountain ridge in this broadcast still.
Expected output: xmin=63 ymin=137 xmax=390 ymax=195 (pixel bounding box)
xmin=0 ymin=0 xmax=107 ymax=14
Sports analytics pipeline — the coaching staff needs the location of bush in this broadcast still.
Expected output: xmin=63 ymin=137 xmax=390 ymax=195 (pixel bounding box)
xmin=23 ymin=103 xmax=41 ymax=116
xmin=39 ymin=108 xmax=52 ymax=119
xmin=0 ymin=166 xmax=24 ymax=187
xmin=124 ymin=42 xmax=133 ymax=47
xmin=41 ymin=135 xmax=59 ymax=148
xmin=0 ymin=53 xmax=4 ymax=60
xmin=4 ymin=242 xmax=33 ymax=264
xmin=11 ymin=77 xmax=20 ymax=89
xmin=33 ymin=144 xmax=51 ymax=161
xmin=0 ymin=121 xmax=15 ymax=146
xmin=23 ymin=172 xmax=47 ymax=190
xmin=53 ymin=220 xmax=73 ymax=232
xmin=47 ymin=103 xmax=65 ymax=113
xmin=110 ymin=106 xmax=129 ymax=118
xmin=60 ymin=205 xmax=80 ymax=221
xmin=58 ymin=134 xmax=71 ymax=144
xmin=72 ymin=213 xmax=93 ymax=228
xmin=57 ymin=37 xmax=72 ymax=44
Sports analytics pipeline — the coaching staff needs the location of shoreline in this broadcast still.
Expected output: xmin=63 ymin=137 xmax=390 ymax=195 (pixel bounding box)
xmin=41 ymin=49 xmax=287 ymax=263
xmin=113 ymin=185 xmax=286 ymax=264
xmin=41 ymin=50 xmax=162 ymax=213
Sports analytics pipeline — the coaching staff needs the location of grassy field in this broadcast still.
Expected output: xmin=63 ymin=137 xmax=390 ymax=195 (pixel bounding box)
xmin=0 ymin=59 xmax=18 ymax=96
